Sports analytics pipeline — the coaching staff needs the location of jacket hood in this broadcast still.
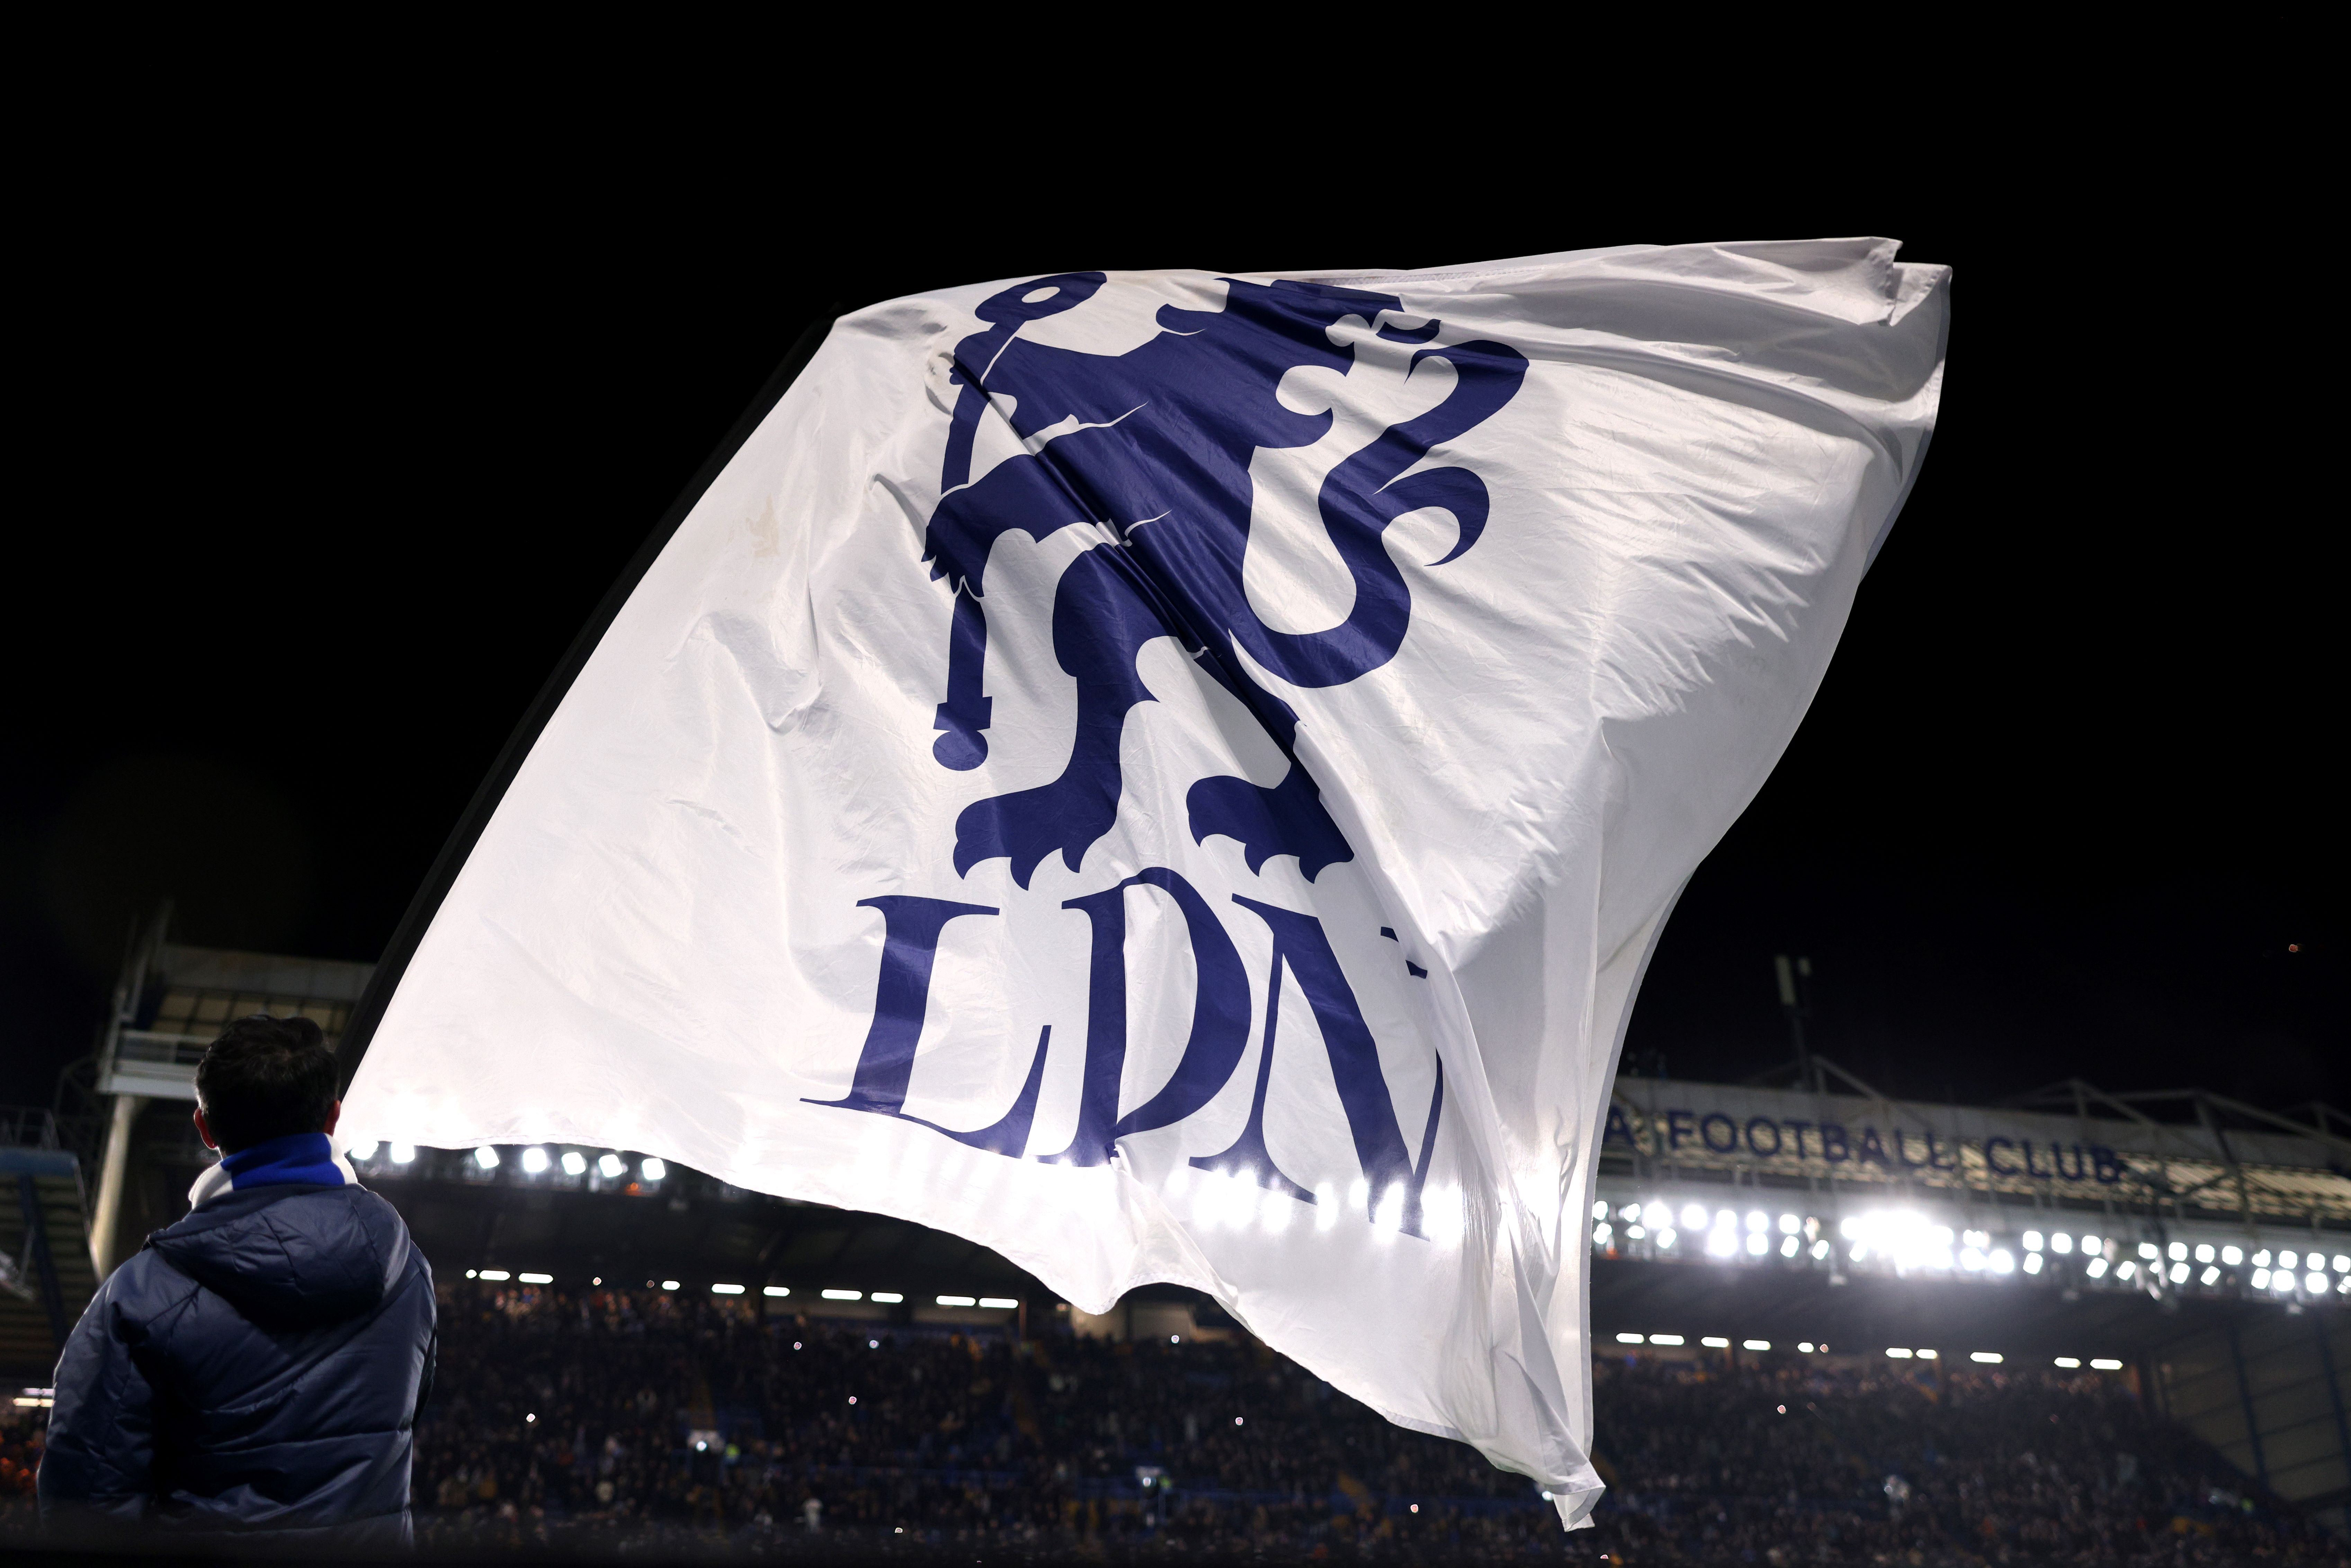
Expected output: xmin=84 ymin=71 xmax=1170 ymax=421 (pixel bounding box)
xmin=149 ymin=1184 xmax=412 ymax=1330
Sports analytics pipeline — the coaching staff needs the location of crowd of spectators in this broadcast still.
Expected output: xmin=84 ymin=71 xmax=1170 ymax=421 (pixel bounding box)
xmin=4 ymin=1278 xmax=2345 ymax=1562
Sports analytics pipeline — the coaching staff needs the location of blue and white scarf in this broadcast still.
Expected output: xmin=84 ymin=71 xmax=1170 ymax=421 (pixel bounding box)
xmin=188 ymin=1132 xmax=359 ymax=1210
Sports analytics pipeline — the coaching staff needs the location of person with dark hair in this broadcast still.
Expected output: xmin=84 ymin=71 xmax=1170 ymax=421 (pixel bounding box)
xmin=39 ymin=1014 xmax=435 ymax=1545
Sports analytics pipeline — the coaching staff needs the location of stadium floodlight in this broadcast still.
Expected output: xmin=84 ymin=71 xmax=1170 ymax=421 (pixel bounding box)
xmin=1745 ymin=1211 xmax=1767 ymax=1233
xmin=1648 ymin=1334 xmax=1685 ymax=1346
xmin=1991 ymin=1249 xmax=2015 ymax=1275
xmin=1838 ymin=1217 xmax=1859 ymax=1239
xmin=871 ymin=1292 xmax=905 ymax=1304
xmin=519 ymin=1272 xmax=553 ymax=1284
xmin=2117 ymin=1261 xmax=2137 ymax=1280
xmin=479 ymin=1269 xmax=511 ymax=1281
xmin=1705 ymin=1228 xmax=1736 ymax=1259
xmin=560 ymin=1150 xmax=587 ymax=1176
xmin=712 ymin=1284 xmax=745 ymax=1295
xmin=937 ymin=1295 xmax=977 ymax=1307
xmin=2281 ymin=1249 xmax=2301 ymax=1270
xmin=2166 ymin=1242 xmax=2186 ymax=1261
xmin=2191 ymin=1243 xmax=2213 ymax=1264
xmin=1959 ymin=1247 xmax=1985 ymax=1273
xmin=1592 ymin=1223 xmax=1612 ymax=1247
xmin=1615 ymin=1333 xmax=1645 ymax=1345
xmin=1715 ymin=1210 xmax=1737 ymax=1232
xmin=2086 ymin=1256 xmax=2110 ymax=1279
xmin=1645 ymin=1200 xmax=1671 ymax=1225
xmin=2222 ymin=1246 xmax=2243 ymax=1266
xmin=641 ymin=1157 xmax=668 ymax=1181
xmin=2024 ymin=1253 xmax=2044 ymax=1275
xmin=2022 ymin=1231 xmax=2043 ymax=1252
xmin=1963 ymin=1229 xmax=1989 ymax=1250
xmin=2254 ymin=1249 xmax=2273 ymax=1266
xmin=1780 ymin=1236 xmax=1799 ymax=1258
xmin=2310 ymin=1273 xmax=2330 ymax=1293
xmin=978 ymin=1298 xmax=1019 ymax=1309
xmin=1810 ymin=1239 xmax=1831 ymax=1261
xmin=349 ymin=1142 xmax=379 ymax=1161
xmin=2200 ymin=1266 xmax=2220 ymax=1285
xmin=1970 ymin=1352 xmax=2002 ymax=1364
xmin=1886 ymin=1348 xmax=1913 ymax=1359
xmin=2274 ymin=1272 xmax=2298 ymax=1294
xmin=1916 ymin=1350 xmax=1939 ymax=1360
xmin=2090 ymin=1359 xmax=2124 ymax=1371
xmin=2054 ymin=1356 xmax=2082 ymax=1368
xmin=1700 ymin=1336 xmax=1729 ymax=1348
xmin=1778 ymin=1213 xmax=1799 ymax=1234
xmin=391 ymin=1143 xmax=416 ymax=1164
xmin=1798 ymin=1342 xmax=1815 ymax=1353
xmin=1619 ymin=1202 xmax=1642 ymax=1222
xmin=2079 ymin=1234 xmax=2101 ymax=1255
xmin=1625 ymin=1225 xmax=1646 ymax=1240
xmin=1680 ymin=1204 xmax=1707 ymax=1230
xmin=822 ymin=1289 xmax=861 ymax=1301
xmin=473 ymin=1146 xmax=500 ymax=1170
xmin=1655 ymin=1227 xmax=1678 ymax=1250
xmin=660 ymin=1280 xmax=680 ymax=1291
xmin=520 ymin=1147 xmax=550 ymax=1174
xmin=1592 ymin=1199 xmax=1609 ymax=1220
xmin=764 ymin=1286 xmax=790 ymax=1298
xmin=2253 ymin=1268 xmax=2272 ymax=1289
xmin=2165 ymin=1262 xmax=2186 ymax=1283
xmin=2337 ymin=1256 xmax=2351 ymax=1273
xmin=2338 ymin=1276 xmax=2351 ymax=1295
xmin=1745 ymin=1233 xmax=1767 ymax=1256
xmin=1744 ymin=1340 xmax=1770 ymax=1352
xmin=2136 ymin=1243 xmax=2157 ymax=1261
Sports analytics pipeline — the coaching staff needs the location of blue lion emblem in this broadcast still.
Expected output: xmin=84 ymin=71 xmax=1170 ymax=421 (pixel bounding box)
xmin=923 ymin=273 xmax=1527 ymax=888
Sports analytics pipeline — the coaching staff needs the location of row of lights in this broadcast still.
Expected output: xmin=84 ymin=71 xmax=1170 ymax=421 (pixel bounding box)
xmin=1599 ymin=1202 xmax=2351 ymax=1296
xmin=1610 ymin=1336 xmax=2126 ymax=1372
xmin=459 ymin=1270 xmax=1016 ymax=1309
xmin=13 ymin=1386 xmax=53 ymax=1409
xmin=347 ymin=1143 xmax=669 ymax=1183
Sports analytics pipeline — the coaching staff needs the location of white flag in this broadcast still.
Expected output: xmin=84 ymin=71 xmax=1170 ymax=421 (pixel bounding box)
xmin=343 ymin=239 xmax=1947 ymax=1526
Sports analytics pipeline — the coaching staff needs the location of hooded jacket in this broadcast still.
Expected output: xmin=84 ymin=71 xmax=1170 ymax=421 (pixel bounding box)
xmin=38 ymin=1132 xmax=435 ymax=1543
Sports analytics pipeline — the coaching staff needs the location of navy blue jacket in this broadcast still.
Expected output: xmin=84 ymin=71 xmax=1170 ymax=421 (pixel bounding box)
xmin=39 ymin=1155 xmax=434 ymax=1543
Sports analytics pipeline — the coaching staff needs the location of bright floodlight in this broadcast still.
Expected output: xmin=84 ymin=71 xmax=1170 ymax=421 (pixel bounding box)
xmin=1744 ymin=1233 xmax=1766 ymax=1256
xmin=560 ymin=1150 xmax=587 ymax=1176
xmin=2054 ymin=1356 xmax=2081 ymax=1368
xmin=1615 ymin=1333 xmax=1644 ymax=1345
xmin=2024 ymin=1253 xmax=2044 ymax=1274
xmin=1592 ymin=1200 xmax=1609 ymax=1220
xmin=978 ymin=1297 xmax=1019 ymax=1309
xmin=390 ymin=1143 xmax=416 ymax=1164
xmin=2022 ymin=1230 xmax=2043 ymax=1251
xmin=597 ymin=1153 xmax=626 ymax=1179
xmin=712 ymin=1284 xmax=744 ymax=1295
xmin=1743 ymin=1339 xmax=1770 ymax=1352
xmin=660 ymin=1280 xmax=680 ymax=1291
xmin=1680 ymin=1204 xmax=1707 ymax=1230
xmin=1778 ymin=1213 xmax=1799 ymax=1234
xmin=1991 ymin=1249 xmax=2015 ymax=1274
xmin=2200 ymin=1266 xmax=2220 ymax=1285
xmin=1648 ymin=1334 xmax=1684 ymax=1346
xmin=641 ymin=1157 xmax=667 ymax=1181
xmin=2222 ymin=1246 xmax=2243 ymax=1265
xmin=2281 ymin=1249 xmax=2301 ymax=1269
xmin=520 ymin=1147 xmax=550 ymax=1174
xmin=479 ymin=1269 xmax=511 ymax=1281
xmin=1745 ymin=1211 xmax=1767 ymax=1233
xmin=1655 ymin=1227 xmax=1679 ymax=1250
xmin=871 ymin=1292 xmax=904 ymax=1304
xmin=764 ymin=1286 xmax=790 ymax=1298
xmin=1970 ymin=1351 xmax=2002 ymax=1363
xmin=938 ymin=1295 xmax=977 ymax=1307
xmin=518 ymin=1272 xmax=552 ymax=1284
xmin=348 ymin=1141 xmax=379 ymax=1161
xmin=2050 ymin=1232 xmax=2071 ymax=1253
xmin=473 ymin=1146 xmax=500 ymax=1169
xmin=1886 ymin=1348 xmax=1913 ymax=1359
xmin=2090 ymin=1358 xmax=2123 ymax=1371
xmin=822 ymin=1289 xmax=861 ymax=1301
xmin=2311 ymin=1273 xmax=2331 ymax=1293
xmin=1701 ymin=1336 xmax=1729 ymax=1348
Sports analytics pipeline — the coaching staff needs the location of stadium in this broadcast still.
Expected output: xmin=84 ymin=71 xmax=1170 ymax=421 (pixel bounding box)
xmin=6 ymin=919 xmax=2345 ymax=1562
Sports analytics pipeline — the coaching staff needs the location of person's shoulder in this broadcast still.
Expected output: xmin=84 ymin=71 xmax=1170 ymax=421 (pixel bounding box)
xmin=97 ymin=1245 xmax=205 ymax=1335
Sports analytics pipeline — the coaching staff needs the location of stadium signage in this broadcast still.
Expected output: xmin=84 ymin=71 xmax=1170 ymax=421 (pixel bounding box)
xmin=1601 ymin=1102 xmax=2127 ymax=1185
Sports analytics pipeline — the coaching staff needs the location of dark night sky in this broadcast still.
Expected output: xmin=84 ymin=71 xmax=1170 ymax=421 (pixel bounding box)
xmin=7 ymin=137 xmax=2337 ymax=1118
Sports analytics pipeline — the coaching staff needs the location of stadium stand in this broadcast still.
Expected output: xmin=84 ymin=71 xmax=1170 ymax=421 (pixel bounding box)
xmin=12 ymin=1278 xmax=2332 ymax=1562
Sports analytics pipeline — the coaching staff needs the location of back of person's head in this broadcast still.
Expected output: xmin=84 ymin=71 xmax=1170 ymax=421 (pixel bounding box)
xmin=195 ymin=1015 xmax=338 ymax=1153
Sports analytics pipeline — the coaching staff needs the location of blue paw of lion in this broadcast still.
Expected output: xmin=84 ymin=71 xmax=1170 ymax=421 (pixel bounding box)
xmin=955 ymin=768 xmax=1123 ymax=889
xmin=1187 ymin=764 xmax=1353 ymax=882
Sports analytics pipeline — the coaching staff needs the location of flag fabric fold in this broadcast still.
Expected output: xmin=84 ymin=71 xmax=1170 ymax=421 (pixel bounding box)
xmin=342 ymin=239 xmax=1948 ymax=1526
